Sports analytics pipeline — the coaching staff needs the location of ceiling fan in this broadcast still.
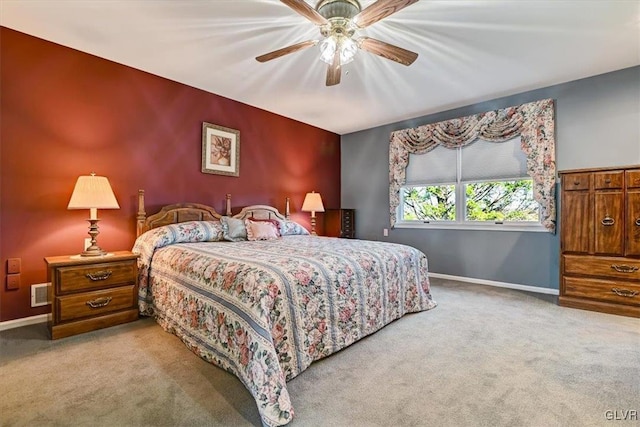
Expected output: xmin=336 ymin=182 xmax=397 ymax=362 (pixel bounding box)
xmin=256 ymin=0 xmax=420 ymax=86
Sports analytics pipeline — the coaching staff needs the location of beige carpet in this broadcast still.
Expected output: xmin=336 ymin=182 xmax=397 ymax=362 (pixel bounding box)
xmin=1 ymin=278 xmax=638 ymax=426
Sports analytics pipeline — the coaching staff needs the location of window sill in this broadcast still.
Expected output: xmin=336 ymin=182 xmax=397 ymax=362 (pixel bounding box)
xmin=394 ymin=221 xmax=548 ymax=233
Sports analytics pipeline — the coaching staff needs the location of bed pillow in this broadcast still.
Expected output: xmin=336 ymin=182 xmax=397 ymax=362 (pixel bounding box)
xmin=132 ymin=220 xmax=225 ymax=315
xmin=248 ymin=217 xmax=282 ymax=237
xmin=221 ymin=216 xmax=247 ymax=242
xmin=279 ymin=219 xmax=310 ymax=236
xmin=133 ymin=220 xmax=225 ymax=274
xmin=245 ymin=219 xmax=280 ymax=241
xmin=134 ymin=220 xmax=224 ymax=253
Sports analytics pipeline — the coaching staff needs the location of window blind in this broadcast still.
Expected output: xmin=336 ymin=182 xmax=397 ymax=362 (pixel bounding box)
xmin=461 ymin=137 xmax=527 ymax=181
xmin=405 ymin=145 xmax=457 ymax=184
xmin=405 ymin=137 xmax=527 ymax=184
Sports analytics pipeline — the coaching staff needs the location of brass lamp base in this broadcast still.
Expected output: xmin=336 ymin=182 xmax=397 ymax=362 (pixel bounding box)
xmin=80 ymin=246 xmax=107 ymax=257
xmin=80 ymin=218 xmax=107 ymax=257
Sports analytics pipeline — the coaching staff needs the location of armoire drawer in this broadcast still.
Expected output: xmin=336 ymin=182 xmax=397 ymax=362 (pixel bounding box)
xmin=563 ymin=254 xmax=640 ymax=280
xmin=626 ymin=169 xmax=640 ymax=189
xmin=563 ymin=277 xmax=640 ymax=306
xmin=594 ymin=171 xmax=624 ymax=190
xmin=563 ymin=173 xmax=590 ymax=191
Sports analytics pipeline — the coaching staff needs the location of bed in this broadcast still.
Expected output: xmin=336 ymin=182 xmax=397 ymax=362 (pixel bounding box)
xmin=132 ymin=190 xmax=437 ymax=426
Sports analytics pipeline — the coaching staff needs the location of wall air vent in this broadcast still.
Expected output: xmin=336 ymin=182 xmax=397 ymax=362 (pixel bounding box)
xmin=31 ymin=283 xmax=50 ymax=307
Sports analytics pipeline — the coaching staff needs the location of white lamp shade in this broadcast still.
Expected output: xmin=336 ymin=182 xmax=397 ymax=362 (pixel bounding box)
xmin=301 ymin=191 xmax=325 ymax=213
xmin=67 ymin=175 xmax=120 ymax=210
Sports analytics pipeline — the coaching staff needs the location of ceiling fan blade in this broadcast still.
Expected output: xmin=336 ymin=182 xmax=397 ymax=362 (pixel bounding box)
xmin=326 ymin=48 xmax=341 ymax=86
xmin=353 ymin=0 xmax=420 ymax=28
xmin=358 ymin=37 xmax=418 ymax=66
xmin=256 ymin=40 xmax=318 ymax=62
xmin=281 ymin=0 xmax=329 ymax=26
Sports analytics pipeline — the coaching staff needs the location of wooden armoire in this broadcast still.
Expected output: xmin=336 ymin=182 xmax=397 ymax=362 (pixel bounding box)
xmin=324 ymin=209 xmax=355 ymax=238
xmin=559 ymin=165 xmax=640 ymax=317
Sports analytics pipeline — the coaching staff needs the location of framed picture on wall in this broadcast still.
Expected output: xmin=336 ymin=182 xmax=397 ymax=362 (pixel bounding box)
xmin=201 ymin=122 xmax=240 ymax=177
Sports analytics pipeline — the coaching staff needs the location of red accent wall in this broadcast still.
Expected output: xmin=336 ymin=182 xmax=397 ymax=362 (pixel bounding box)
xmin=0 ymin=27 xmax=341 ymax=322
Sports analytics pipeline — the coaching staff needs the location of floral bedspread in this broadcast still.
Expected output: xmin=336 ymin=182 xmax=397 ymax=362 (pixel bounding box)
xmin=134 ymin=224 xmax=436 ymax=427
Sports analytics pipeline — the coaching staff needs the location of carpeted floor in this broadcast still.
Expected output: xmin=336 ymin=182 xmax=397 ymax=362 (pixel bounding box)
xmin=1 ymin=278 xmax=638 ymax=427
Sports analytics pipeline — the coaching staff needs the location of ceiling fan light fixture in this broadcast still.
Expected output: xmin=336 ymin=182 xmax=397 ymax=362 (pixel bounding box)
xmin=319 ymin=36 xmax=357 ymax=65
xmin=317 ymin=0 xmax=361 ymax=20
xmin=257 ymin=0 xmax=421 ymax=86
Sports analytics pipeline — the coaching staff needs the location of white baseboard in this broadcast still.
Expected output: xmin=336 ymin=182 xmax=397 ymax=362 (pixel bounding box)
xmin=0 ymin=314 xmax=48 ymax=332
xmin=0 ymin=274 xmax=557 ymax=330
xmin=429 ymin=272 xmax=559 ymax=296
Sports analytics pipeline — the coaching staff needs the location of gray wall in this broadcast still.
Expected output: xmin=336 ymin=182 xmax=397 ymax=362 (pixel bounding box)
xmin=341 ymin=66 xmax=640 ymax=290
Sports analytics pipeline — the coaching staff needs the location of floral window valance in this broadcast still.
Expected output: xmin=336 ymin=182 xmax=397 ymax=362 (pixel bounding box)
xmin=389 ymin=98 xmax=556 ymax=232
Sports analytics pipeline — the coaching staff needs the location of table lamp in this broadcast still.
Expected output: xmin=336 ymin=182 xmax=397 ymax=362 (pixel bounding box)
xmin=301 ymin=191 xmax=325 ymax=236
xmin=67 ymin=173 xmax=120 ymax=256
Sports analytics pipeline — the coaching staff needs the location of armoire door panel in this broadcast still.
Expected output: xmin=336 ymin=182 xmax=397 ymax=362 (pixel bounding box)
xmin=627 ymin=191 xmax=640 ymax=256
xmin=561 ymin=191 xmax=590 ymax=253
xmin=594 ymin=192 xmax=624 ymax=255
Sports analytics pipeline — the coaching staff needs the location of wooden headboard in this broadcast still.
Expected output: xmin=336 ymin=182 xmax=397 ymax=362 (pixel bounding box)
xmin=136 ymin=190 xmax=290 ymax=237
xmin=234 ymin=205 xmax=288 ymax=222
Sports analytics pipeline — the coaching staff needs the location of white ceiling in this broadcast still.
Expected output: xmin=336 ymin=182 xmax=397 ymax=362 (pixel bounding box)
xmin=1 ymin=0 xmax=638 ymax=135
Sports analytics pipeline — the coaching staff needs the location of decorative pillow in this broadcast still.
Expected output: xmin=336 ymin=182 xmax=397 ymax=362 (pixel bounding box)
xmin=245 ymin=219 xmax=280 ymax=241
xmin=220 ymin=216 xmax=247 ymax=242
xmin=280 ymin=220 xmax=310 ymax=236
xmin=249 ymin=217 xmax=282 ymax=237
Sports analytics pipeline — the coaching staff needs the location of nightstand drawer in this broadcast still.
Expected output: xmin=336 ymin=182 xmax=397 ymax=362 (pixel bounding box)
xmin=56 ymin=285 xmax=137 ymax=322
xmin=56 ymin=260 xmax=136 ymax=293
xmin=564 ymin=277 xmax=640 ymax=306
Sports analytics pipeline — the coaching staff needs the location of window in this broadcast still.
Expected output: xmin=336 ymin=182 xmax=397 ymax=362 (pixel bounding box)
xmin=403 ymin=184 xmax=456 ymax=221
xmin=389 ymin=98 xmax=556 ymax=232
xmin=398 ymin=137 xmax=544 ymax=231
xmin=465 ymin=180 xmax=539 ymax=222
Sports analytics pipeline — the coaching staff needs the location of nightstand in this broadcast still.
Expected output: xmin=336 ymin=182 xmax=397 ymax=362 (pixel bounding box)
xmin=45 ymin=251 xmax=139 ymax=339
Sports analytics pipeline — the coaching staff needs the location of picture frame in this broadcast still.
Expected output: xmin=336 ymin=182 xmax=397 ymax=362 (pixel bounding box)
xmin=201 ymin=122 xmax=240 ymax=177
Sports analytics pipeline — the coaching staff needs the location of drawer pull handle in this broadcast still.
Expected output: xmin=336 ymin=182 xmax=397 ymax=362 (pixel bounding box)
xmin=611 ymin=288 xmax=639 ymax=298
xmin=636 ymin=218 xmax=640 ymax=226
xmin=601 ymin=216 xmax=615 ymax=226
xmin=611 ymin=264 xmax=639 ymax=273
xmin=86 ymin=270 xmax=112 ymax=281
xmin=604 ymin=179 xmax=611 ymax=184
xmin=86 ymin=297 xmax=112 ymax=308
xmin=573 ymin=181 xmax=580 ymax=185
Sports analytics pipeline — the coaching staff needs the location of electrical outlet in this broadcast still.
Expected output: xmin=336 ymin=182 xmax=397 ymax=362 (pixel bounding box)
xmin=7 ymin=258 xmax=21 ymax=274
xmin=7 ymin=274 xmax=20 ymax=290
xmin=383 ymin=228 xmax=389 ymax=237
